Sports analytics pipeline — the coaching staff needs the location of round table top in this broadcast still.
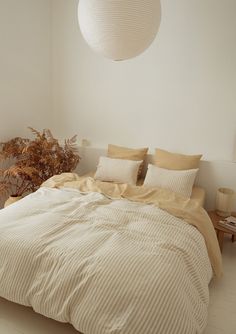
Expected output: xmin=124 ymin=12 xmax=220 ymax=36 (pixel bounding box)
xmin=208 ymin=211 xmax=236 ymax=235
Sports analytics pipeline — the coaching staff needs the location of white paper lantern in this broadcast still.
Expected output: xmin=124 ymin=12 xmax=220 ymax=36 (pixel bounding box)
xmin=78 ymin=0 xmax=162 ymax=61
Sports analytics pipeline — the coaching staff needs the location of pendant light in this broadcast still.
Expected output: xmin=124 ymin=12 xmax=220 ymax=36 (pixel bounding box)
xmin=78 ymin=0 xmax=161 ymax=61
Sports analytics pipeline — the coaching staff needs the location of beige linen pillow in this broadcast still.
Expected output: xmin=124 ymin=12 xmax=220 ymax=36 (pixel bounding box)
xmin=94 ymin=156 xmax=142 ymax=185
xmin=155 ymin=148 xmax=202 ymax=170
xmin=107 ymin=144 xmax=148 ymax=177
xmin=144 ymin=164 xmax=198 ymax=198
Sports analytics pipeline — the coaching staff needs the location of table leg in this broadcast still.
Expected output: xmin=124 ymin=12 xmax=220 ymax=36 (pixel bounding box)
xmin=232 ymin=234 xmax=235 ymax=243
xmin=217 ymin=231 xmax=224 ymax=252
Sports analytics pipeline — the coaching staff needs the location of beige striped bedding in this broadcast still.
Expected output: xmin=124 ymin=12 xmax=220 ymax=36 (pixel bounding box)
xmin=0 ymin=174 xmax=222 ymax=334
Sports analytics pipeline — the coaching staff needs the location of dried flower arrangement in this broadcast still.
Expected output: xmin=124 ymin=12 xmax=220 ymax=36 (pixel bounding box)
xmin=0 ymin=127 xmax=80 ymax=198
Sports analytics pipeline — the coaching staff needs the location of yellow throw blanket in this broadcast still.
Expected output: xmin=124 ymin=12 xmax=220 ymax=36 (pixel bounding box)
xmin=42 ymin=173 xmax=222 ymax=278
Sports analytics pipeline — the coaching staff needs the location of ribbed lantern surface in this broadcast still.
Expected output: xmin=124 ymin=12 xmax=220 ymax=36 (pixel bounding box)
xmin=78 ymin=0 xmax=161 ymax=60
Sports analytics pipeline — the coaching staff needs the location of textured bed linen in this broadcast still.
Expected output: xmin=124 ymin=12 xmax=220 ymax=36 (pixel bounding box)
xmin=83 ymin=171 xmax=206 ymax=206
xmin=43 ymin=174 xmax=221 ymax=277
xmin=0 ymin=177 xmax=221 ymax=334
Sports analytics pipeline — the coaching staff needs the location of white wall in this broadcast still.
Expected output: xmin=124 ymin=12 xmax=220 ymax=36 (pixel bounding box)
xmin=0 ymin=0 xmax=52 ymax=207
xmin=52 ymin=0 xmax=236 ymax=162
xmin=0 ymin=0 xmax=52 ymax=140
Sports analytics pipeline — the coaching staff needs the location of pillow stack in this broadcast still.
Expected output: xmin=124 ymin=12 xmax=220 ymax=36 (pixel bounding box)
xmin=94 ymin=144 xmax=148 ymax=185
xmin=107 ymin=144 xmax=148 ymax=178
xmin=144 ymin=148 xmax=202 ymax=198
xmin=94 ymin=145 xmax=202 ymax=198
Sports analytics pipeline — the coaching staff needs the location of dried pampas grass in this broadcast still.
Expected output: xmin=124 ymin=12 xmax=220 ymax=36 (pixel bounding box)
xmin=0 ymin=127 xmax=80 ymax=197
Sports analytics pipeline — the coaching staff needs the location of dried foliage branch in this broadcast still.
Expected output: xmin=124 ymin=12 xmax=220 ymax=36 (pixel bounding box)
xmin=0 ymin=128 xmax=80 ymax=197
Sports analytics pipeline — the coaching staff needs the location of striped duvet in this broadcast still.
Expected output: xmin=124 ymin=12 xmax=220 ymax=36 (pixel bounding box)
xmin=0 ymin=186 xmax=213 ymax=334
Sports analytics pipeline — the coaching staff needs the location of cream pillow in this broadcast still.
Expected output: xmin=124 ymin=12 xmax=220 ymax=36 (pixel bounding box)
xmin=94 ymin=156 xmax=142 ymax=185
xmin=107 ymin=144 xmax=148 ymax=178
xmin=155 ymin=148 xmax=202 ymax=170
xmin=144 ymin=164 xmax=198 ymax=198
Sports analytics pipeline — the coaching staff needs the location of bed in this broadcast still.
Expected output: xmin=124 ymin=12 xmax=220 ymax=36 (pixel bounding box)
xmin=0 ymin=173 xmax=222 ymax=334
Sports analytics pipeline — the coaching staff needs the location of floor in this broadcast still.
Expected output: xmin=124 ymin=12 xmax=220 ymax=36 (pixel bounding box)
xmin=0 ymin=236 xmax=235 ymax=334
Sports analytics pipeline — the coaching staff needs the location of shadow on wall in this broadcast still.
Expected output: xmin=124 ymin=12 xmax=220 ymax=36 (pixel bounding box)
xmin=196 ymin=160 xmax=236 ymax=211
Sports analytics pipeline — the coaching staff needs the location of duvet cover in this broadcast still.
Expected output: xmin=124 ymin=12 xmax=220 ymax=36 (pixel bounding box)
xmin=0 ymin=174 xmax=222 ymax=334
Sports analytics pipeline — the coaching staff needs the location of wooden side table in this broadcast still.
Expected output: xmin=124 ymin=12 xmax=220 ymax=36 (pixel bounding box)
xmin=208 ymin=211 xmax=236 ymax=252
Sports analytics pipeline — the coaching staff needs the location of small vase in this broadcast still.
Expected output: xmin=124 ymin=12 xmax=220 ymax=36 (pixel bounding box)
xmin=4 ymin=196 xmax=22 ymax=208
